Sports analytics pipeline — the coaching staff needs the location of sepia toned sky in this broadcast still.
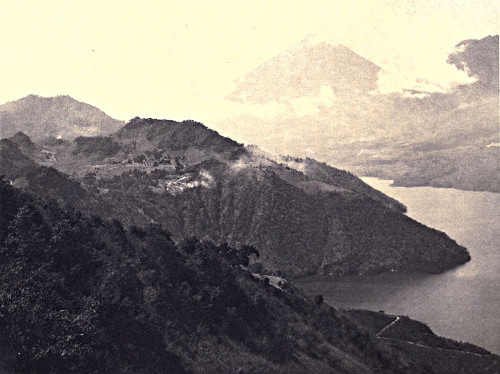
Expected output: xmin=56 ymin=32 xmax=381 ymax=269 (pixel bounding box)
xmin=0 ymin=0 xmax=498 ymax=122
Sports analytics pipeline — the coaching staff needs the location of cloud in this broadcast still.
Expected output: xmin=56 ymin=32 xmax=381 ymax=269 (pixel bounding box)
xmin=378 ymin=34 xmax=499 ymax=96
xmin=447 ymin=35 xmax=499 ymax=91
xmin=376 ymin=52 xmax=477 ymax=96
xmin=289 ymin=86 xmax=336 ymax=116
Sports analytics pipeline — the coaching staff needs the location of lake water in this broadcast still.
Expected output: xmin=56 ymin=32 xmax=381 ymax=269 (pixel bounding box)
xmin=295 ymin=178 xmax=500 ymax=354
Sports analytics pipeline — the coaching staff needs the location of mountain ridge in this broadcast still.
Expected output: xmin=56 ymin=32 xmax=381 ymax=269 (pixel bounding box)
xmin=0 ymin=118 xmax=470 ymax=277
xmin=0 ymin=95 xmax=124 ymax=141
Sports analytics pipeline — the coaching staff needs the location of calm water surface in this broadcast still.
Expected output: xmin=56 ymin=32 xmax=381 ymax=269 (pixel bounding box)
xmin=295 ymin=178 xmax=500 ymax=354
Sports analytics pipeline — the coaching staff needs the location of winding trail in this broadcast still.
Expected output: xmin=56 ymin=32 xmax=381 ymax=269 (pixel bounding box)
xmin=375 ymin=316 xmax=400 ymax=337
xmin=374 ymin=315 xmax=494 ymax=359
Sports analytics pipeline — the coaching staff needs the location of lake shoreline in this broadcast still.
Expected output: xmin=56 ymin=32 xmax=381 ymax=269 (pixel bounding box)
xmin=294 ymin=177 xmax=500 ymax=354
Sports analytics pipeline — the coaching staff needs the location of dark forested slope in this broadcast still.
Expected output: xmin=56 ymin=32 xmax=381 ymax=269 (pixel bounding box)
xmin=0 ymin=179 xmax=496 ymax=373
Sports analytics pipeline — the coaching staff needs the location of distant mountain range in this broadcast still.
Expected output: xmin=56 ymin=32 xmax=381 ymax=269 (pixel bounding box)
xmin=0 ymin=95 xmax=124 ymax=141
xmin=228 ymin=38 xmax=381 ymax=103
xmin=0 ymin=112 xmax=470 ymax=277
xmin=2 ymin=35 xmax=497 ymax=195
xmin=220 ymin=35 xmax=499 ymax=192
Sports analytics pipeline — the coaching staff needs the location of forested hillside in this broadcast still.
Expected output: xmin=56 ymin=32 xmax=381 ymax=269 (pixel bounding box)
xmin=0 ymin=179 xmax=496 ymax=373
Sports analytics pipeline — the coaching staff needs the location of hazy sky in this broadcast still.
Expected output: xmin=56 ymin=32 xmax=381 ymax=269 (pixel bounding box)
xmin=0 ymin=0 xmax=498 ymax=122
